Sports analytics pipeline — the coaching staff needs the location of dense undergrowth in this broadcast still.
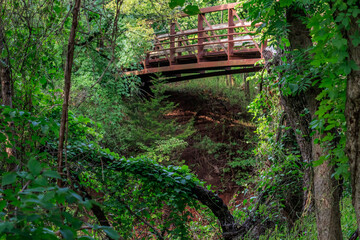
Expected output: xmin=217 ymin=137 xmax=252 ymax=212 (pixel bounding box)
xmin=1 ymin=69 xmax=357 ymax=239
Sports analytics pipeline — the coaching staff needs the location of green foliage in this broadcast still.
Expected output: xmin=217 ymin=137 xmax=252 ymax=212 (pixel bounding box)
xmin=104 ymin=157 xmax=202 ymax=239
xmin=254 ymin=215 xmax=318 ymax=240
xmin=0 ymin=102 xmax=206 ymax=239
xmin=74 ymin=144 xmax=205 ymax=239
xmin=228 ymin=151 xmax=256 ymax=169
xmin=245 ymin=65 xmax=306 ymax=230
xmin=239 ymin=195 xmax=357 ymax=239
xmin=276 ymin=50 xmax=317 ymax=96
xmin=144 ymin=137 xmax=189 ymax=163
xmin=194 ymin=135 xmax=227 ymax=156
xmin=115 ymin=82 xmax=194 ymax=157
xmin=165 ymin=74 xmax=251 ymax=107
xmin=0 ymin=166 xmax=95 ymax=240
xmin=248 ymin=81 xmax=282 ymax=157
xmin=0 ymin=105 xmax=120 ymax=240
xmin=169 ymin=0 xmax=200 ymax=15
xmin=306 ymin=1 xmax=350 ymax=180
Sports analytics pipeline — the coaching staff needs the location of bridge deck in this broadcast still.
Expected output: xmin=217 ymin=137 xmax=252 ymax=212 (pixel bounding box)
xmin=125 ymin=3 xmax=265 ymax=81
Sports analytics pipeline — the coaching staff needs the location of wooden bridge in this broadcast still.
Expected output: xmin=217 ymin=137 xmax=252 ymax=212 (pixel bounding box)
xmin=125 ymin=3 xmax=266 ymax=82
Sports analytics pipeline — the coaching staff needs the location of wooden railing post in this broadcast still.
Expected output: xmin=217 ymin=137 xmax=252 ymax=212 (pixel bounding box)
xmin=198 ymin=13 xmax=204 ymax=62
xmin=260 ymin=39 xmax=267 ymax=58
xmin=170 ymin=22 xmax=176 ymax=65
xmin=177 ymin=39 xmax=182 ymax=57
xmin=228 ymin=8 xmax=234 ymax=60
xmin=144 ymin=53 xmax=150 ymax=69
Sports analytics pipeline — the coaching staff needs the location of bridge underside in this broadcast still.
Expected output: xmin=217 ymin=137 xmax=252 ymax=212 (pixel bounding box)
xmin=130 ymin=53 xmax=263 ymax=83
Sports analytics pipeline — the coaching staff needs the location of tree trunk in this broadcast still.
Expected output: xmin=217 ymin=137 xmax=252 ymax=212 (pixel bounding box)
xmin=191 ymin=185 xmax=239 ymax=239
xmin=347 ymin=65 xmax=360 ymax=231
xmin=57 ymin=0 xmax=81 ymax=185
xmin=344 ymin=12 xmax=360 ymax=231
xmin=280 ymin=92 xmax=313 ymax=211
xmin=0 ymin=57 xmax=11 ymax=107
xmin=282 ymin=6 xmax=342 ymax=239
xmin=244 ymin=73 xmax=250 ymax=102
xmin=312 ymin=132 xmax=342 ymax=239
xmin=282 ymin=7 xmax=315 ymax=213
xmin=0 ymin=21 xmax=16 ymax=166
xmin=226 ymin=74 xmax=233 ymax=87
xmin=309 ymin=93 xmax=342 ymax=239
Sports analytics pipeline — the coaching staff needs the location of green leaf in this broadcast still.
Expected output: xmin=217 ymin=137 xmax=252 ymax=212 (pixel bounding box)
xmin=43 ymin=170 xmax=61 ymax=179
xmin=60 ymin=229 xmax=74 ymax=240
xmin=350 ymin=31 xmax=360 ymax=47
xmin=41 ymin=124 xmax=50 ymax=134
xmin=0 ymin=201 xmax=6 ymax=211
xmin=333 ymin=37 xmax=347 ymax=49
xmin=2 ymin=172 xmax=17 ymax=186
xmin=0 ymin=222 xmax=13 ymax=234
xmin=342 ymin=17 xmax=349 ymax=28
xmin=312 ymin=158 xmax=325 ymax=167
xmin=34 ymin=176 xmax=48 ymax=186
xmin=78 ymin=237 xmax=95 ymax=240
xmin=288 ymin=83 xmax=298 ymax=93
xmin=343 ymin=63 xmax=351 ymax=75
xmin=40 ymin=76 xmax=47 ymax=85
xmin=269 ymin=8 xmax=275 ymax=16
xmin=325 ymin=124 xmax=335 ymax=131
xmin=102 ymin=227 xmax=120 ymax=240
xmin=183 ymin=5 xmax=200 ymax=15
xmin=353 ymin=8 xmax=360 ymax=18
xmin=169 ymin=0 xmax=185 ymax=8
xmin=28 ymin=159 xmax=42 ymax=175
xmin=279 ymin=0 xmax=293 ymax=8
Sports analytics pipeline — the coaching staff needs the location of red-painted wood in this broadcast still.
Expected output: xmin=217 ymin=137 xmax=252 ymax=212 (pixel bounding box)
xmin=228 ymin=8 xmax=234 ymax=60
xmin=197 ymin=13 xmax=205 ymax=62
xmin=123 ymin=3 xmax=266 ymax=82
xmin=170 ymin=23 xmax=175 ymax=65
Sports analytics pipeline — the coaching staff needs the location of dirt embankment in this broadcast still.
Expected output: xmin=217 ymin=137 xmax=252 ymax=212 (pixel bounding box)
xmin=164 ymin=89 xmax=256 ymax=204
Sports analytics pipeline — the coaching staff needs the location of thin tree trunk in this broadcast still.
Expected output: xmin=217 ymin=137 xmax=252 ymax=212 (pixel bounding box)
xmin=244 ymin=73 xmax=250 ymax=101
xmin=226 ymin=74 xmax=231 ymax=86
xmin=0 ymin=21 xmax=16 ymax=167
xmin=344 ymin=12 xmax=360 ymax=231
xmin=0 ymin=27 xmax=12 ymax=106
xmin=57 ymin=0 xmax=81 ymax=185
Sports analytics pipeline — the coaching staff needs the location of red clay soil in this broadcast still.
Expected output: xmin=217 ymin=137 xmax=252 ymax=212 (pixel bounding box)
xmin=164 ymin=89 xmax=256 ymax=205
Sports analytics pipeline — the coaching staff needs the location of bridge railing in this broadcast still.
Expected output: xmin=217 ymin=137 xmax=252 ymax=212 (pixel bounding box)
xmin=143 ymin=3 xmax=266 ymax=69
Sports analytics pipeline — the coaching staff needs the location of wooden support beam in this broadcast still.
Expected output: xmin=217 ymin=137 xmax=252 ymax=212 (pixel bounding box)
xmin=125 ymin=58 xmax=262 ymax=76
xmin=170 ymin=23 xmax=175 ymax=65
xmin=198 ymin=13 xmax=205 ymax=62
xmin=165 ymin=67 xmax=263 ymax=83
xmin=228 ymin=8 xmax=235 ymax=60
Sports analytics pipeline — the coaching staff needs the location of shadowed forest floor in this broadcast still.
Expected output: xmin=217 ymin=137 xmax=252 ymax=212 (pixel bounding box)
xmin=164 ymin=86 xmax=256 ymax=204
